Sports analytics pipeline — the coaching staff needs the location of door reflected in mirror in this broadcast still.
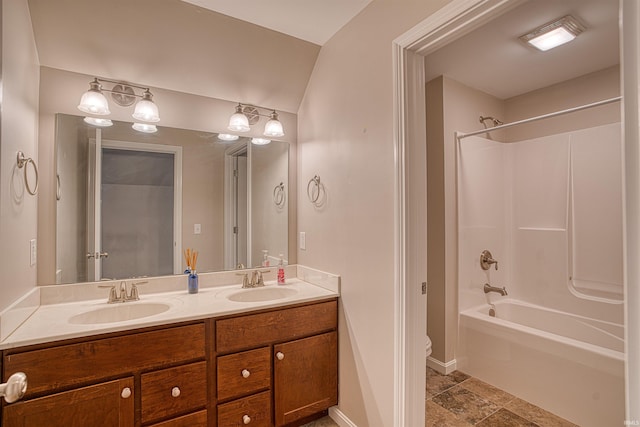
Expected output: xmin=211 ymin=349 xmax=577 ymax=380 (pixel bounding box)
xmin=54 ymin=114 xmax=289 ymax=284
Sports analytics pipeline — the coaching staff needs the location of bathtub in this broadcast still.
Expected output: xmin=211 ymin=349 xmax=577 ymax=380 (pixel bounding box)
xmin=458 ymin=299 xmax=624 ymax=427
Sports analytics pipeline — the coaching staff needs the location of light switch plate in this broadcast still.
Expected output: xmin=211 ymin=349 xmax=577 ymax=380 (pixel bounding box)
xmin=30 ymin=239 xmax=37 ymax=266
xmin=194 ymin=224 xmax=202 ymax=234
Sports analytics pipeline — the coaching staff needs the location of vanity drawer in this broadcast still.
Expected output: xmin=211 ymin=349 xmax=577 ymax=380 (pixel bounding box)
xmin=3 ymin=323 xmax=206 ymax=398
xmin=217 ymin=391 xmax=272 ymax=427
xmin=147 ymin=409 xmax=207 ymax=427
xmin=217 ymin=347 xmax=271 ymax=401
xmin=141 ymin=361 xmax=207 ymax=424
xmin=216 ymin=300 xmax=337 ymax=353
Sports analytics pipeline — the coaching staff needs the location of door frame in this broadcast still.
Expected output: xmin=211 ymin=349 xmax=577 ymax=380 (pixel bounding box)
xmin=91 ymin=138 xmax=183 ymax=278
xmin=392 ymin=0 xmax=640 ymax=424
xmin=224 ymin=141 xmax=251 ymax=269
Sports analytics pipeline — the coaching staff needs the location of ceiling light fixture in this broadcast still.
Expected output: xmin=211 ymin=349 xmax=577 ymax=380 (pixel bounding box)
xmin=78 ymin=77 xmax=161 ymax=131
xmin=228 ymin=103 xmax=285 ymax=138
xmin=519 ymin=15 xmax=585 ymax=52
xmin=132 ymin=123 xmax=158 ymax=133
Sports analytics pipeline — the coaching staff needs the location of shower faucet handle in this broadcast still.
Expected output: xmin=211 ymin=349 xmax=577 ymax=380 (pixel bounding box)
xmin=480 ymin=250 xmax=498 ymax=271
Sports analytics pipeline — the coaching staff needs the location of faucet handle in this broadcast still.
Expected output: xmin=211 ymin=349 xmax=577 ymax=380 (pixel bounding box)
xmin=480 ymin=250 xmax=498 ymax=271
xmin=236 ymin=272 xmax=250 ymax=288
xmin=128 ymin=281 xmax=147 ymax=301
xmin=98 ymin=284 xmax=118 ymax=303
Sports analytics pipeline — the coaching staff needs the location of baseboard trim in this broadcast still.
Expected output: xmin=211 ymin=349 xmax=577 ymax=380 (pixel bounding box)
xmin=329 ymin=406 xmax=357 ymax=427
xmin=427 ymin=356 xmax=457 ymax=375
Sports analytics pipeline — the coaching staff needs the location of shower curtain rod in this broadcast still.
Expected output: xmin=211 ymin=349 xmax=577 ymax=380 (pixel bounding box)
xmin=456 ymin=96 xmax=622 ymax=140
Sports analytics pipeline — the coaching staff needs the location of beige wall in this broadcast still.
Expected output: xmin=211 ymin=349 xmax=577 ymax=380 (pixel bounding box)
xmin=297 ymin=1 xmax=450 ymax=425
xmin=0 ymin=0 xmax=40 ymax=312
xmin=37 ymin=67 xmax=298 ymax=285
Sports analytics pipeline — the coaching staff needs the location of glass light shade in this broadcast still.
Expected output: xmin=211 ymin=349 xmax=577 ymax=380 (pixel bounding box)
xmin=132 ymin=91 xmax=160 ymax=122
xmin=218 ymin=133 xmax=239 ymax=141
xmin=528 ymin=27 xmax=576 ymax=51
xmin=263 ymin=111 xmax=284 ymax=137
xmin=251 ymin=137 xmax=271 ymax=145
xmin=132 ymin=122 xmax=158 ymax=133
xmin=228 ymin=105 xmax=250 ymax=132
xmin=84 ymin=117 xmax=113 ymax=127
xmin=78 ymin=89 xmax=110 ymax=115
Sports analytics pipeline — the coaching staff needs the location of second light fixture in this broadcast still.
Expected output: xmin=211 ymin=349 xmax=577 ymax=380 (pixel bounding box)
xmin=228 ymin=103 xmax=285 ymax=138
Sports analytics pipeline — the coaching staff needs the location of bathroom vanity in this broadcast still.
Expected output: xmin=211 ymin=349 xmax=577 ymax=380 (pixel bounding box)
xmin=0 ymin=273 xmax=339 ymax=427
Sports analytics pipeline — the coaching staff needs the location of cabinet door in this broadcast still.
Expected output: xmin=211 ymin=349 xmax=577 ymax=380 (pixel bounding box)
xmin=2 ymin=377 xmax=134 ymax=427
xmin=273 ymin=331 xmax=337 ymax=426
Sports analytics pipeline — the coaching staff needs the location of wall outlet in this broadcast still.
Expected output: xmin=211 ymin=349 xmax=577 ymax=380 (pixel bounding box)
xmin=194 ymin=223 xmax=201 ymax=234
xmin=299 ymin=232 xmax=306 ymax=250
xmin=30 ymin=239 xmax=37 ymax=266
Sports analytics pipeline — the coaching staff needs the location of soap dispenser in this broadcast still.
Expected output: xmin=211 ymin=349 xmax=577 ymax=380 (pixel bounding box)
xmin=262 ymin=250 xmax=270 ymax=267
xmin=277 ymin=254 xmax=285 ymax=285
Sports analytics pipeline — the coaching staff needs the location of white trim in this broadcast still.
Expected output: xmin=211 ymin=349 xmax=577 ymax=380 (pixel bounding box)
xmin=622 ymin=0 xmax=640 ymax=422
xmin=329 ymin=406 xmax=358 ymax=427
xmin=392 ymin=0 xmax=521 ymax=425
xmin=99 ymin=139 xmax=183 ymax=275
xmin=427 ymin=357 xmax=458 ymax=375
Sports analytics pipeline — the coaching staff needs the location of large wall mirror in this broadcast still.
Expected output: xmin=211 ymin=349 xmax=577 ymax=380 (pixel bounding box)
xmin=54 ymin=114 xmax=289 ymax=284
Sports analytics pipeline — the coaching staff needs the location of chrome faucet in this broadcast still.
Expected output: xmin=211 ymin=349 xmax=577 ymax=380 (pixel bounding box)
xmin=237 ymin=269 xmax=270 ymax=288
xmin=484 ymin=283 xmax=508 ymax=296
xmin=99 ymin=280 xmax=147 ymax=303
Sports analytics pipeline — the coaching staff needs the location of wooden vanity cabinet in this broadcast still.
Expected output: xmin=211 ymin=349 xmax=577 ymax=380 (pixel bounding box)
xmin=1 ymin=297 xmax=338 ymax=427
xmin=1 ymin=322 xmax=207 ymax=427
xmin=216 ymin=299 xmax=338 ymax=427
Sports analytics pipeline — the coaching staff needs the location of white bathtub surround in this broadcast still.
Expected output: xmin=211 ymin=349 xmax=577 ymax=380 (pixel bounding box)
xmin=457 ymin=123 xmax=625 ymax=426
xmin=459 ymin=300 xmax=624 ymax=427
xmin=0 ymin=265 xmax=338 ymax=349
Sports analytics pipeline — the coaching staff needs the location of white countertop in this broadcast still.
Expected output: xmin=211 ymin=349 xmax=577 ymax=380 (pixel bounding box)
xmin=0 ymin=266 xmax=340 ymax=350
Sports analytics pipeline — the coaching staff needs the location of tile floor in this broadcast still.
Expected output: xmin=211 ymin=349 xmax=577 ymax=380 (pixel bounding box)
xmin=426 ymin=368 xmax=579 ymax=427
xmin=303 ymin=368 xmax=579 ymax=427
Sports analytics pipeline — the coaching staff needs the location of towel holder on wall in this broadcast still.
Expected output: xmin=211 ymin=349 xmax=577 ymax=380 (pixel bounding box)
xmin=16 ymin=151 xmax=38 ymax=196
xmin=307 ymin=175 xmax=321 ymax=204
xmin=273 ymin=182 xmax=285 ymax=207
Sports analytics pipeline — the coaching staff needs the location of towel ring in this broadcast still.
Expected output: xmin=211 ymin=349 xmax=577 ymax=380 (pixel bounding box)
xmin=307 ymin=175 xmax=321 ymax=204
xmin=56 ymin=174 xmax=62 ymax=201
xmin=16 ymin=151 xmax=38 ymax=196
xmin=273 ymin=182 xmax=285 ymax=207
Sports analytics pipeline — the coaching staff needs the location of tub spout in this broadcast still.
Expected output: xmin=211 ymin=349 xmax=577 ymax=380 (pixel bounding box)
xmin=484 ymin=283 xmax=508 ymax=296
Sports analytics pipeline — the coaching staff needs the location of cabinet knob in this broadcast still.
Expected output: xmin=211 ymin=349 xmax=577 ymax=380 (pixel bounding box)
xmin=242 ymin=369 xmax=251 ymax=378
xmin=171 ymin=386 xmax=181 ymax=398
xmin=0 ymin=372 xmax=28 ymax=403
xmin=121 ymin=387 xmax=132 ymax=399
xmin=276 ymin=351 xmax=285 ymax=360
xmin=243 ymin=414 xmax=251 ymax=424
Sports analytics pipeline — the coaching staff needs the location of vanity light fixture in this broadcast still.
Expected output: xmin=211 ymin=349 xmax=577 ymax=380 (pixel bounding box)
xmin=78 ymin=77 xmax=161 ymax=130
xmin=218 ymin=133 xmax=240 ymax=142
xmin=251 ymin=137 xmax=271 ymax=145
xmin=228 ymin=103 xmax=285 ymax=138
xmin=519 ymin=15 xmax=585 ymax=52
xmin=132 ymin=123 xmax=158 ymax=133
xmin=83 ymin=117 xmax=113 ymax=127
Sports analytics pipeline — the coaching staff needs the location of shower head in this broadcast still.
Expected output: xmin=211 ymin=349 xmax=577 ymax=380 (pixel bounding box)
xmin=479 ymin=116 xmax=504 ymax=127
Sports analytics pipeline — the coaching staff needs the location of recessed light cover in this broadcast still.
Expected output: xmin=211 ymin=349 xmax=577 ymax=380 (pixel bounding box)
xmin=520 ymin=15 xmax=584 ymax=52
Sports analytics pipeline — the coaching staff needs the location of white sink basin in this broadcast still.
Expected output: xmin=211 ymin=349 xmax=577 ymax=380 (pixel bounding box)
xmin=227 ymin=287 xmax=298 ymax=303
xmin=69 ymin=302 xmax=171 ymax=324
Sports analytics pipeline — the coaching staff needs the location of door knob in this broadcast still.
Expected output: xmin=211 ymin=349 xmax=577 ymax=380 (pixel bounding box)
xmin=1 ymin=373 xmax=28 ymax=403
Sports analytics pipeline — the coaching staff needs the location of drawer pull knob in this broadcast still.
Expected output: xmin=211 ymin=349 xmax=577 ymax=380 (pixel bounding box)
xmin=121 ymin=387 xmax=132 ymax=399
xmin=276 ymin=351 xmax=285 ymax=360
xmin=243 ymin=414 xmax=251 ymax=424
xmin=171 ymin=386 xmax=181 ymax=398
xmin=0 ymin=372 xmax=27 ymax=403
xmin=242 ymin=369 xmax=251 ymax=378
